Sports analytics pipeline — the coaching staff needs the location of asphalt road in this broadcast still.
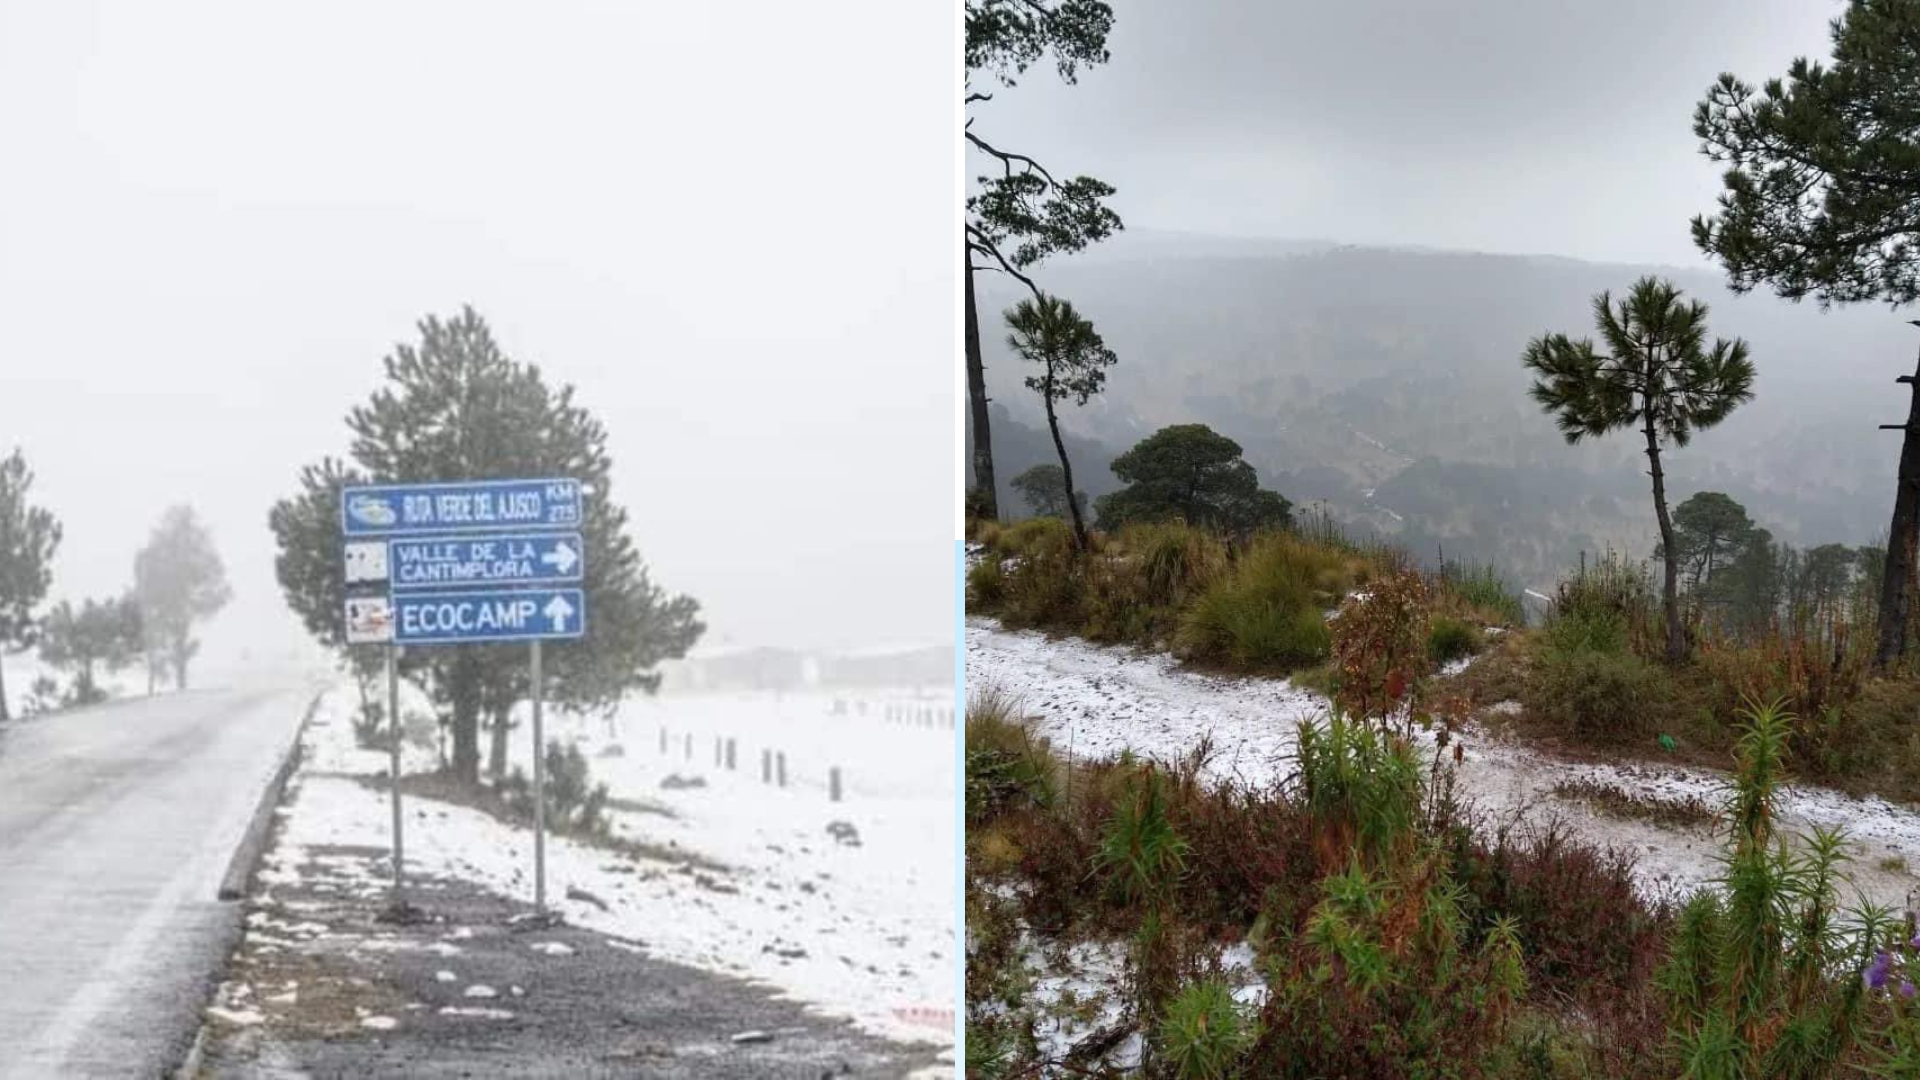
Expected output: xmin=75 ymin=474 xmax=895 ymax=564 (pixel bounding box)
xmin=0 ymin=686 xmax=312 ymax=1079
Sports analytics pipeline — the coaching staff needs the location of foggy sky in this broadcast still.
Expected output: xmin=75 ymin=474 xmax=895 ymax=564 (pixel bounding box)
xmin=0 ymin=1 xmax=954 ymax=676
xmin=976 ymin=0 xmax=1844 ymax=267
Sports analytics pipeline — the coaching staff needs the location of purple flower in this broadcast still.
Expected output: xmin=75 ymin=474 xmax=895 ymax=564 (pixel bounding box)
xmin=1909 ymin=931 xmax=1920 ymax=951
xmin=1901 ymin=979 xmax=1915 ymax=1000
xmin=1868 ymin=950 xmax=1893 ymax=990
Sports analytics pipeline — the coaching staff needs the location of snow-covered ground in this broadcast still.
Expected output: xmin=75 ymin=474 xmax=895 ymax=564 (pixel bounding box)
xmin=285 ymin=681 xmax=955 ymax=1051
xmin=0 ymin=653 xmax=148 ymax=719
xmin=966 ymin=618 xmax=1920 ymax=910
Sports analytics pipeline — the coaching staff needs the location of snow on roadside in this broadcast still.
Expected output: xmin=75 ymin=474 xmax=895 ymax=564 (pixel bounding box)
xmin=274 ymin=685 xmax=955 ymax=1050
xmin=965 ymin=618 xmax=1920 ymax=909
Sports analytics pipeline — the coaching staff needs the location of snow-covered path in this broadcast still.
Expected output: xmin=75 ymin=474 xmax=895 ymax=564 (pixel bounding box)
xmin=967 ymin=618 xmax=1920 ymax=909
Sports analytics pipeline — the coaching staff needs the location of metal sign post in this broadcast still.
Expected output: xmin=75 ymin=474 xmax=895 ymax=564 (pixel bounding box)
xmin=531 ymin=640 xmax=546 ymax=913
xmin=387 ymin=643 xmax=405 ymax=903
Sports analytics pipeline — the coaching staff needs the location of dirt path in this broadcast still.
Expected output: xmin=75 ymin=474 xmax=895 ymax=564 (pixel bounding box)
xmin=966 ymin=618 xmax=1920 ymax=910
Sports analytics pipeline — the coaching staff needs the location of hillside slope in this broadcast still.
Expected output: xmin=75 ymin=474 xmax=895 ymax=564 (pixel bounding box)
xmin=971 ymin=236 xmax=1914 ymax=586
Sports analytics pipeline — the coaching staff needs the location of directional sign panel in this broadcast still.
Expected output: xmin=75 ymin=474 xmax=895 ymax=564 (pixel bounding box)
xmin=341 ymin=478 xmax=582 ymax=537
xmin=390 ymin=587 xmax=586 ymax=645
xmin=382 ymin=532 xmax=584 ymax=591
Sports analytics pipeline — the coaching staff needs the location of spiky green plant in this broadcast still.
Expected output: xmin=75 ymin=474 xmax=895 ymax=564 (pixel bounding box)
xmin=1655 ymin=697 xmax=1880 ymax=1079
xmin=1157 ymin=979 xmax=1255 ymax=1080
xmin=1094 ymin=763 xmax=1190 ymax=908
xmin=1294 ymin=712 xmax=1423 ymax=868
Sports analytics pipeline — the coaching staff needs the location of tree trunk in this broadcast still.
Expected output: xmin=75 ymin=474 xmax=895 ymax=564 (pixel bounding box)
xmin=965 ymin=254 xmax=999 ymax=521
xmin=1043 ymin=371 xmax=1087 ymax=551
xmin=450 ymin=662 xmax=481 ymax=785
xmin=168 ymin=632 xmax=191 ymax=690
xmin=1644 ymin=401 xmax=1685 ymax=663
xmin=1876 ymin=345 xmax=1920 ymax=670
xmin=0 ymin=655 xmax=10 ymax=722
xmin=487 ymin=704 xmax=510 ymax=781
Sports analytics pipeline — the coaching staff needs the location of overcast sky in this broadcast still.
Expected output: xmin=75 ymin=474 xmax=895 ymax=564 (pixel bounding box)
xmin=977 ymin=0 xmax=1844 ymax=267
xmin=0 ymin=1 xmax=953 ymax=675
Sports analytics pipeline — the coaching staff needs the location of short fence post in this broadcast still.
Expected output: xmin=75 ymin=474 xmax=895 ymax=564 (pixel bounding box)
xmin=761 ymin=749 xmax=772 ymax=783
xmin=714 ymin=736 xmax=721 ymax=766
xmin=660 ymin=727 xmax=667 ymax=754
xmin=684 ymin=733 xmax=692 ymax=760
xmin=776 ymin=752 xmax=787 ymax=788
xmin=725 ymin=738 xmax=736 ymax=770
xmin=829 ymin=767 xmax=842 ymax=803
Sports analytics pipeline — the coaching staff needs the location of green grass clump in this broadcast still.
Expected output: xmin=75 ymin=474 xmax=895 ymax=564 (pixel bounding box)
xmin=994 ymin=516 xmax=1074 ymax=558
xmin=1174 ymin=533 xmax=1347 ymax=672
xmin=1427 ymin=615 xmax=1485 ymax=664
xmin=1525 ymin=646 xmax=1669 ymax=745
xmin=1438 ymin=560 xmax=1525 ymax=627
xmin=964 ymin=690 xmax=1058 ymax=825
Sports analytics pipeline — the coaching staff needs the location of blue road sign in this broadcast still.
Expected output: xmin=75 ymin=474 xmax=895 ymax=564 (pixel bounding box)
xmin=391 ymin=587 xmax=586 ymax=645
xmin=341 ymin=478 xmax=582 ymax=537
xmin=384 ymin=532 xmax=584 ymax=591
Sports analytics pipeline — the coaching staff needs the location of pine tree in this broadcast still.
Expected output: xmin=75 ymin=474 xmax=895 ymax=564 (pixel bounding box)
xmin=1094 ymin=424 xmax=1293 ymax=536
xmin=1665 ymin=491 xmax=1757 ymax=594
xmin=1005 ymin=294 xmax=1116 ymax=550
xmin=1009 ymin=463 xmax=1086 ymax=520
xmin=0 ymin=448 xmax=61 ymax=722
xmin=1692 ymin=0 xmax=1920 ymax=667
xmin=133 ymin=505 xmax=232 ymax=691
xmin=1523 ymin=278 xmax=1756 ymax=663
xmin=965 ymin=0 xmax=1123 ymax=521
xmin=38 ymin=595 xmax=142 ymax=706
xmin=268 ymin=307 xmax=705 ymax=786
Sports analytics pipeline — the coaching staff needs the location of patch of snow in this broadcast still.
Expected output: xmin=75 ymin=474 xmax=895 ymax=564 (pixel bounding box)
xmin=438 ymin=1006 xmax=515 ymax=1020
xmin=359 ymin=1015 xmax=397 ymax=1031
xmin=463 ymin=984 xmax=498 ymax=999
xmin=206 ymin=1006 xmax=264 ymax=1026
xmin=272 ymin=683 xmax=953 ymax=1049
xmin=528 ymin=941 xmax=574 ymax=956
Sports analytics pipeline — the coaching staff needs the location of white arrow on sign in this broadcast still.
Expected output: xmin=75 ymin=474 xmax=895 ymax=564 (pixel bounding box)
xmin=541 ymin=541 xmax=579 ymax=575
xmin=543 ymin=595 xmax=576 ymax=632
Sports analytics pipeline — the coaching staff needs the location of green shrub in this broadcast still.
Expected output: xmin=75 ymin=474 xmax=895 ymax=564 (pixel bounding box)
xmin=964 ymin=691 xmax=1057 ymax=825
xmin=966 ymin=556 xmax=1006 ymax=610
xmin=1077 ymin=522 xmax=1225 ymax=646
xmin=502 ymin=740 xmax=609 ymax=836
xmin=1125 ymin=521 xmax=1227 ymax=608
xmin=1428 ymin=615 xmax=1485 ymax=664
xmin=1526 ymin=647 xmax=1669 ymax=744
xmin=1174 ymin=533 xmax=1344 ymax=671
xmin=1438 ymin=560 xmax=1526 ymax=627
xmin=995 ymin=515 xmax=1073 ymax=558
xmin=1158 ymin=979 xmax=1255 ymax=1080
xmin=1547 ymin=554 xmax=1653 ymax=657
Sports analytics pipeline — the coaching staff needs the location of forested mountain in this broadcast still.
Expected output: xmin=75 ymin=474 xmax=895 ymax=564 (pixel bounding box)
xmin=970 ymin=233 xmax=1913 ymax=589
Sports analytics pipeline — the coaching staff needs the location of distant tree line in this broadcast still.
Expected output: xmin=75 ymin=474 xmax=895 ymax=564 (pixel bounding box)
xmin=0 ymin=446 xmax=231 ymax=717
xmin=1649 ymin=489 xmax=1883 ymax=646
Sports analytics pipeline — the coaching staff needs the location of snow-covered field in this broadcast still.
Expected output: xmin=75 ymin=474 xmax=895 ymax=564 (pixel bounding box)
xmin=966 ymin=617 xmax=1920 ymax=910
xmin=286 ymin=681 xmax=955 ymax=1051
xmin=0 ymin=653 xmax=148 ymax=720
